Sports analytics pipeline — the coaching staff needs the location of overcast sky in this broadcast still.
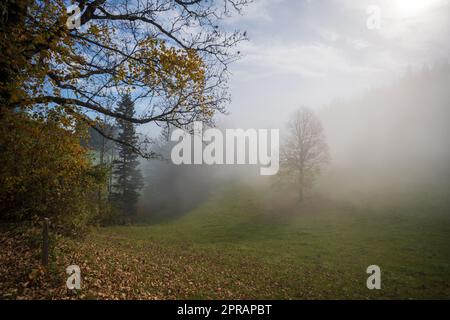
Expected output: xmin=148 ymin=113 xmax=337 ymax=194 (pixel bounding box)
xmin=219 ymin=0 xmax=449 ymax=128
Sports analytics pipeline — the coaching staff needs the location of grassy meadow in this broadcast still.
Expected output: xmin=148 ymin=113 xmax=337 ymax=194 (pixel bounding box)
xmin=83 ymin=185 xmax=450 ymax=299
xmin=1 ymin=184 xmax=449 ymax=299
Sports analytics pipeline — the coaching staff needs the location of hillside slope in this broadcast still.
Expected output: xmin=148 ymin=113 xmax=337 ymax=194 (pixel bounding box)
xmin=1 ymin=184 xmax=449 ymax=299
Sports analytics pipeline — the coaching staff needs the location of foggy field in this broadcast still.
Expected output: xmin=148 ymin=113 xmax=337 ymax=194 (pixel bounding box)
xmin=87 ymin=185 xmax=450 ymax=299
xmin=2 ymin=185 xmax=449 ymax=300
xmin=1 ymin=0 xmax=449 ymax=303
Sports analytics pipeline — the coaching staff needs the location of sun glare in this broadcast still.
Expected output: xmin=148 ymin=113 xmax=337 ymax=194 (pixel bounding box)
xmin=392 ymin=0 xmax=442 ymax=18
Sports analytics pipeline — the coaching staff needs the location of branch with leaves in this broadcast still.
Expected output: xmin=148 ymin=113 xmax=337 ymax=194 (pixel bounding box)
xmin=1 ymin=0 xmax=251 ymax=157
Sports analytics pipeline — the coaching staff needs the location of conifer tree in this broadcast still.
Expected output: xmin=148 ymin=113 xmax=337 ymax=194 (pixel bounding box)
xmin=112 ymin=94 xmax=143 ymax=219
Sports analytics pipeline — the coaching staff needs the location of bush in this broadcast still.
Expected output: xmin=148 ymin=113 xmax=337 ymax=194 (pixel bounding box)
xmin=0 ymin=108 xmax=110 ymax=235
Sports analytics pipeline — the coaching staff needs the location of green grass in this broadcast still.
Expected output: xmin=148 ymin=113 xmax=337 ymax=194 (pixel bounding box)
xmin=93 ymin=185 xmax=450 ymax=299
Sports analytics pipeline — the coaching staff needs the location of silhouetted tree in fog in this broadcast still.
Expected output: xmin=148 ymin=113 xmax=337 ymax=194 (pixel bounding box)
xmin=112 ymin=95 xmax=143 ymax=219
xmin=281 ymin=107 xmax=330 ymax=203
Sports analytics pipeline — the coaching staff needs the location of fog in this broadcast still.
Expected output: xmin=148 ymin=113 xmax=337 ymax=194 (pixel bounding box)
xmin=318 ymin=64 xmax=450 ymax=199
xmin=138 ymin=62 xmax=449 ymax=219
xmin=138 ymin=0 xmax=450 ymax=220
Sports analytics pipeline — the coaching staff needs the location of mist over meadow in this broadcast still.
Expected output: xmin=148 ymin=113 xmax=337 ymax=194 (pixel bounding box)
xmin=140 ymin=63 xmax=450 ymax=220
xmin=1 ymin=0 xmax=449 ymax=300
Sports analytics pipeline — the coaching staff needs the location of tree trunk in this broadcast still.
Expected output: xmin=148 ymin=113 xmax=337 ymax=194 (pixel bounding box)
xmin=0 ymin=0 xmax=29 ymax=109
xmin=299 ymin=170 xmax=304 ymax=203
xmin=97 ymin=135 xmax=105 ymax=207
xmin=41 ymin=218 xmax=49 ymax=267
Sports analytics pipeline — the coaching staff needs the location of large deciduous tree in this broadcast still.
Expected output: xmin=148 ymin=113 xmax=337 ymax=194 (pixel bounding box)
xmin=0 ymin=0 xmax=251 ymax=156
xmin=280 ymin=107 xmax=330 ymax=203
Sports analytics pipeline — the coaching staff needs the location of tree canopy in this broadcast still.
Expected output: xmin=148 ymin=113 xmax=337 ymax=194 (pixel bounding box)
xmin=280 ymin=107 xmax=330 ymax=202
xmin=0 ymin=0 xmax=251 ymax=156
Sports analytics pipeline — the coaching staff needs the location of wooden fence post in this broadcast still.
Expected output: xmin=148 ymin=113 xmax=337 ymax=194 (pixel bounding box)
xmin=41 ymin=218 xmax=49 ymax=267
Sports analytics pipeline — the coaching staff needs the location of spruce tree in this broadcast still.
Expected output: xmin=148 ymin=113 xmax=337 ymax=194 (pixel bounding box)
xmin=112 ymin=94 xmax=143 ymax=219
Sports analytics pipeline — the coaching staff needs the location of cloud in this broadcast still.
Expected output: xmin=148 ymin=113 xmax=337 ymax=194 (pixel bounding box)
xmin=223 ymin=0 xmax=449 ymax=127
xmin=226 ymin=0 xmax=285 ymax=23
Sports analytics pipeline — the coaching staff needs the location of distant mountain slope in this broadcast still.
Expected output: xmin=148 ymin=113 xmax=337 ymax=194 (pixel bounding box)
xmin=319 ymin=63 xmax=450 ymax=194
